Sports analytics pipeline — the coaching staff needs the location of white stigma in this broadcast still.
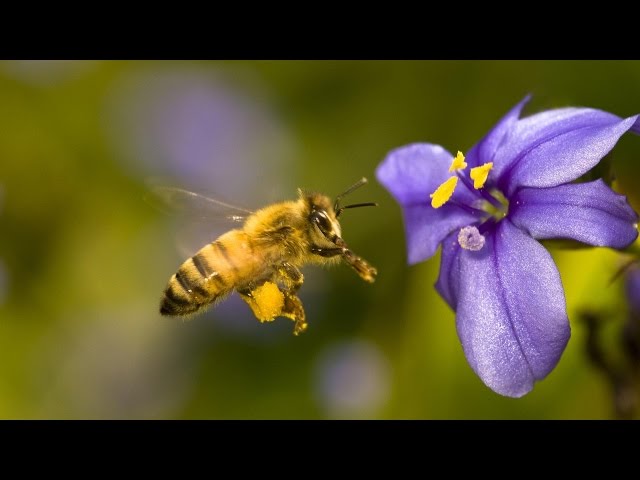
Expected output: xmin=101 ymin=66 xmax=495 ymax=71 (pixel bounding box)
xmin=458 ymin=226 xmax=485 ymax=251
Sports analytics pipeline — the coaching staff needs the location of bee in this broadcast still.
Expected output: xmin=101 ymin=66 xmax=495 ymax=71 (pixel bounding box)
xmin=153 ymin=178 xmax=377 ymax=335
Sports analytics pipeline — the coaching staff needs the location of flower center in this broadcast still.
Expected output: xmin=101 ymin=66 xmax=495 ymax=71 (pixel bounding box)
xmin=429 ymin=151 xmax=495 ymax=209
xmin=429 ymin=151 xmax=511 ymax=252
xmin=479 ymin=188 xmax=509 ymax=221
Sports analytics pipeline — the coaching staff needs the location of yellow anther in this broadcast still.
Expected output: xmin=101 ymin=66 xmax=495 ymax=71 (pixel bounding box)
xmin=470 ymin=162 xmax=493 ymax=189
xmin=449 ymin=151 xmax=467 ymax=172
xmin=430 ymin=176 xmax=458 ymax=208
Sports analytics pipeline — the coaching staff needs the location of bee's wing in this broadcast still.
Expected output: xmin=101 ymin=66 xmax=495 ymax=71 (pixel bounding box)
xmin=145 ymin=186 xmax=253 ymax=224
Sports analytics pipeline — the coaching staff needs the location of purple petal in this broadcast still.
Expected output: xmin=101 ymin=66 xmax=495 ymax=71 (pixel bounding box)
xmin=626 ymin=266 xmax=640 ymax=315
xmin=496 ymin=108 xmax=619 ymax=178
xmin=377 ymin=143 xmax=477 ymax=263
xmin=510 ymin=180 xmax=639 ymax=249
xmin=495 ymin=108 xmax=639 ymax=194
xmin=466 ymin=95 xmax=531 ymax=172
xmin=401 ymin=204 xmax=476 ymax=264
xmin=435 ymin=230 xmax=462 ymax=309
xmin=376 ymin=143 xmax=456 ymax=205
xmin=456 ymin=220 xmax=570 ymax=397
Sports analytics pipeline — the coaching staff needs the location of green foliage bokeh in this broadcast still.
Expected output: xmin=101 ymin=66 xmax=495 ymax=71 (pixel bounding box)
xmin=0 ymin=60 xmax=639 ymax=419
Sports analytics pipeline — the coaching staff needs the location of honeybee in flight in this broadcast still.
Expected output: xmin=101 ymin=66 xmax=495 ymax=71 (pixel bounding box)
xmin=154 ymin=178 xmax=377 ymax=335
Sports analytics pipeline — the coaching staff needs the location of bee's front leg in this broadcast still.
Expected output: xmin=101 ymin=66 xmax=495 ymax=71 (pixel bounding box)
xmin=311 ymin=246 xmax=377 ymax=283
xmin=341 ymin=249 xmax=377 ymax=283
xmin=310 ymin=246 xmax=343 ymax=257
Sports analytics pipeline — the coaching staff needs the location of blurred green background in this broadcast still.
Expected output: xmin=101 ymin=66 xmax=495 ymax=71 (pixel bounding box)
xmin=1 ymin=60 xmax=639 ymax=419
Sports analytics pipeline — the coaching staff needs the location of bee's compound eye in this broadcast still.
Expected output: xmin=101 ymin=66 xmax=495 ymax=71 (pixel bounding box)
xmin=312 ymin=210 xmax=332 ymax=233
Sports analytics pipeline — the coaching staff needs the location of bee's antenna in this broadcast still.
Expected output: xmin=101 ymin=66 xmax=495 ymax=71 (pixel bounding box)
xmin=335 ymin=202 xmax=378 ymax=218
xmin=334 ymin=177 xmax=369 ymax=213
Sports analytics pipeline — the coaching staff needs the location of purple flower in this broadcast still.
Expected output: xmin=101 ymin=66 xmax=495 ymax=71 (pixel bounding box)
xmin=376 ymin=96 xmax=640 ymax=397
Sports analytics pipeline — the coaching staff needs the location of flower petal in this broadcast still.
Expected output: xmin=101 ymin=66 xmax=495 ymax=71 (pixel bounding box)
xmin=494 ymin=108 xmax=640 ymax=194
xmin=510 ymin=180 xmax=639 ymax=249
xmin=466 ymin=95 xmax=531 ymax=172
xmin=402 ymin=204 xmax=476 ymax=264
xmin=435 ymin=230 xmax=462 ymax=309
xmin=376 ymin=143 xmax=477 ymax=205
xmin=456 ymin=220 xmax=570 ymax=397
xmin=377 ymin=143 xmax=477 ymax=263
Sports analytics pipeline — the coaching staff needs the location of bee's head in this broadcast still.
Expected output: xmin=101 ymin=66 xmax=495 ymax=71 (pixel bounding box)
xmin=304 ymin=193 xmax=342 ymax=246
xmin=301 ymin=178 xmax=377 ymax=247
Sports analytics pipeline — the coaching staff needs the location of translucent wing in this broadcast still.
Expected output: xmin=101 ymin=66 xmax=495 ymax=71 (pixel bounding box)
xmin=145 ymin=186 xmax=253 ymax=223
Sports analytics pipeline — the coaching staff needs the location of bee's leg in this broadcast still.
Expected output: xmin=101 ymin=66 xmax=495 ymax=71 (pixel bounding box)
xmin=340 ymin=249 xmax=377 ymax=283
xmin=279 ymin=291 xmax=307 ymax=336
xmin=311 ymin=246 xmax=377 ymax=283
xmin=310 ymin=246 xmax=343 ymax=257
xmin=277 ymin=262 xmax=304 ymax=293
xmin=237 ymin=282 xmax=284 ymax=324
xmin=238 ymin=269 xmax=307 ymax=335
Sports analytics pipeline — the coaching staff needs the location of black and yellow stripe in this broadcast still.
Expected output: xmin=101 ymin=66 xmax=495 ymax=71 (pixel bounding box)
xmin=214 ymin=240 xmax=239 ymax=273
xmin=192 ymin=253 xmax=213 ymax=278
xmin=160 ymin=232 xmax=249 ymax=316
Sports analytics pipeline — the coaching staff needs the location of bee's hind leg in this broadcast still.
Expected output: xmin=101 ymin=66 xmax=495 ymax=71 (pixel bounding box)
xmin=279 ymin=291 xmax=307 ymax=336
xmin=238 ymin=282 xmax=284 ymax=324
xmin=274 ymin=263 xmax=307 ymax=335
xmin=238 ymin=274 xmax=307 ymax=335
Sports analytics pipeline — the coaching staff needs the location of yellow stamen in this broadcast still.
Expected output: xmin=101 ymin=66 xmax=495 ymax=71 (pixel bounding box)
xmin=430 ymin=176 xmax=458 ymax=208
xmin=449 ymin=151 xmax=467 ymax=172
xmin=470 ymin=162 xmax=493 ymax=189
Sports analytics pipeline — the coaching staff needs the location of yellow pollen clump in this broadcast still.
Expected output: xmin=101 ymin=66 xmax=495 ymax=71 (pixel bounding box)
xmin=449 ymin=151 xmax=467 ymax=172
xmin=470 ymin=162 xmax=493 ymax=189
xmin=430 ymin=176 xmax=458 ymax=208
xmin=244 ymin=281 xmax=285 ymax=322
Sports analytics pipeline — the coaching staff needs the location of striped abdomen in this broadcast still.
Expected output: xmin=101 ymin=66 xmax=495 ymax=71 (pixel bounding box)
xmin=160 ymin=230 xmax=256 ymax=316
